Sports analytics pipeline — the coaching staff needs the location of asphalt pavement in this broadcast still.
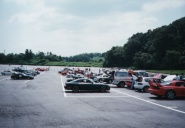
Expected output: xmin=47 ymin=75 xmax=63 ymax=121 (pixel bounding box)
xmin=0 ymin=65 xmax=185 ymax=128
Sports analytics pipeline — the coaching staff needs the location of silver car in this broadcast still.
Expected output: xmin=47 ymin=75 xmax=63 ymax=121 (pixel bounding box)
xmin=1 ymin=70 xmax=14 ymax=75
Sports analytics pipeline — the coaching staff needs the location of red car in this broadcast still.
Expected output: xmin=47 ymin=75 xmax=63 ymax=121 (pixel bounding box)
xmin=36 ymin=68 xmax=46 ymax=71
xmin=60 ymin=70 xmax=68 ymax=76
xmin=76 ymin=69 xmax=84 ymax=74
xmin=148 ymin=80 xmax=185 ymax=99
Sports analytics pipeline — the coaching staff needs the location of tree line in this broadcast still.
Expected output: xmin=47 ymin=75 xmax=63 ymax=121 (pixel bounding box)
xmin=0 ymin=50 xmax=103 ymax=65
xmin=103 ymin=17 xmax=185 ymax=70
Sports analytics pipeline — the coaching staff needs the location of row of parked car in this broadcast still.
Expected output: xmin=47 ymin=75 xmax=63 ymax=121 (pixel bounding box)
xmin=59 ymin=68 xmax=185 ymax=100
xmin=1 ymin=67 xmax=47 ymax=80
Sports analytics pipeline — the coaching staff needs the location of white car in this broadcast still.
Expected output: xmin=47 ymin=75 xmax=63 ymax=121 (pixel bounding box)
xmin=93 ymin=74 xmax=110 ymax=83
xmin=1 ymin=70 xmax=14 ymax=75
xmin=134 ymin=77 xmax=153 ymax=92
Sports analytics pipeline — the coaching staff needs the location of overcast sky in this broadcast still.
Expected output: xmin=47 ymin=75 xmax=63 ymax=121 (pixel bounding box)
xmin=0 ymin=0 xmax=185 ymax=57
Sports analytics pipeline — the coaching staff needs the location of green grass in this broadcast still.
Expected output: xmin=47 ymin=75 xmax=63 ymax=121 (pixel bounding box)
xmin=45 ymin=61 xmax=103 ymax=67
xmin=147 ymin=70 xmax=185 ymax=75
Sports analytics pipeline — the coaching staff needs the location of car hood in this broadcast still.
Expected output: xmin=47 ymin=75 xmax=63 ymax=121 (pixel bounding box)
xmin=163 ymin=75 xmax=176 ymax=81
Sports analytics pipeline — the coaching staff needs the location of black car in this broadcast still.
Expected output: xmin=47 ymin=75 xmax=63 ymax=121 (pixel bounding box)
xmin=102 ymin=76 xmax=114 ymax=84
xmin=12 ymin=67 xmax=26 ymax=73
xmin=11 ymin=72 xmax=34 ymax=80
xmin=65 ymin=78 xmax=110 ymax=92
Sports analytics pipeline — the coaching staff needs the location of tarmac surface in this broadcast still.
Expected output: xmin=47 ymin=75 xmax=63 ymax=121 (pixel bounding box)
xmin=0 ymin=65 xmax=185 ymax=128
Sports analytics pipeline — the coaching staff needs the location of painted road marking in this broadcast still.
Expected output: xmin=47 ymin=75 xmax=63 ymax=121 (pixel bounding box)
xmin=168 ymin=106 xmax=178 ymax=109
xmin=35 ymin=72 xmax=45 ymax=78
xmin=60 ymin=76 xmax=67 ymax=97
xmin=65 ymin=96 xmax=131 ymax=98
xmin=112 ymin=89 xmax=185 ymax=114
xmin=25 ymin=80 xmax=30 ymax=83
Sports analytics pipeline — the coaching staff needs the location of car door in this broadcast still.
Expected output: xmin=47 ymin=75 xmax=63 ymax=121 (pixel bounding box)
xmin=78 ymin=79 xmax=90 ymax=90
xmin=175 ymin=82 xmax=185 ymax=96
xmin=7 ymin=71 xmax=11 ymax=75
xmin=180 ymin=82 xmax=185 ymax=96
xmin=86 ymin=79 xmax=97 ymax=90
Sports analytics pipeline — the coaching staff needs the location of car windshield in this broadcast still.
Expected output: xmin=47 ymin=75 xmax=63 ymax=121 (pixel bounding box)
xmin=144 ymin=78 xmax=153 ymax=82
xmin=75 ymin=79 xmax=93 ymax=83
xmin=139 ymin=72 xmax=149 ymax=77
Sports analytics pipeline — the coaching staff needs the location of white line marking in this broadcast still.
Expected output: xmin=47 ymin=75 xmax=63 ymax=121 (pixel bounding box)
xmin=34 ymin=72 xmax=45 ymax=79
xmin=147 ymin=100 xmax=156 ymax=102
xmin=60 ymin=76 xmax=66 ymax=97
xmin=25 ymin=80 xmax=30 ymax=83
xmin=112 ymin=89 xmax=185 ymax=114
xmin=168 ymin=106 xmax=178 ymax=109
xmin=40 ymin=72 xmax=45 ymax=75
xmin=65 ymin=96 xmax=131 ymax=98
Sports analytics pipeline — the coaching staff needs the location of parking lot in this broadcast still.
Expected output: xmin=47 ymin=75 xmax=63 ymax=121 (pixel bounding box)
xmin=0 ymin=65 xmax=185 ymax=128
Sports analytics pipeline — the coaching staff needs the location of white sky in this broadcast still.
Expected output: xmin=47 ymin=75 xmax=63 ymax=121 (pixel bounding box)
xmin=0 ymin=0 xmax=185 ymax=57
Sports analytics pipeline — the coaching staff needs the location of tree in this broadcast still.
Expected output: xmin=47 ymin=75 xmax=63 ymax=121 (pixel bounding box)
xmin=164 ymin=50 xmax=181 ymax=69
xmin=0 ymin=53 xmax=6 ymax=63
xmin=103 ymin=46 xmax=123 ymax=67
xmin=133 ymin=52 xmax=154 ymax=69
xmin=25 ymin=49 xmax=33 ymax=60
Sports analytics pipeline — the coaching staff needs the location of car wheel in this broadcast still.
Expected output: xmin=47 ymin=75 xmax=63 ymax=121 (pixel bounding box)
xmin=118 ymin=82 xmax=125 ymax=88
xmin=165 ymin=90 xmax=176 ymax=100
xmin=99 ymin=79 xmax=103 ymax=83
xmin=100 ymin=86 xmax=106 ymax=92
xmin=72 ymin=86 xmax=79 ymax=93
xmin=108 ymin=80 xmax=112 ymax=84
xmin=143 ymin=86 xmax=149 ymax=93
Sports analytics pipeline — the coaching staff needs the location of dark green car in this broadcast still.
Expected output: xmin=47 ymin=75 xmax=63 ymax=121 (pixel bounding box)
xmin=65 ymin=78 xmax=110 ymax=92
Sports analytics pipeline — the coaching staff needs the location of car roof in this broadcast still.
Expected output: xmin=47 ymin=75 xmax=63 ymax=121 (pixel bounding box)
xmin=115 ymin=71 xmax=128 ymax=73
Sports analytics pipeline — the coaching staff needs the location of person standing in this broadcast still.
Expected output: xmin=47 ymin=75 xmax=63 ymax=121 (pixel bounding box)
xmin=131 ymin=73 xmax=138 ymax=90
xmin=180 ymin=73 xmax=184 ymax=80
xmin=174 ymin=74 xmax=180 ymax=80
xmin=111 ymin=69 xmax=115 ymax=80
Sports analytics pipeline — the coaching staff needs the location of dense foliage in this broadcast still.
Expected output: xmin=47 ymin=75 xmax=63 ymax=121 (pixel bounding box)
xmin=103 ymin=17 xmax=185 ymax=70
xmin=0 ymin=50 xmax=103 ymax=66
xmin=62 ymin=53 xmax=104 ymax=62
xmin=46 ymin=61 xmax=103 ymax=67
